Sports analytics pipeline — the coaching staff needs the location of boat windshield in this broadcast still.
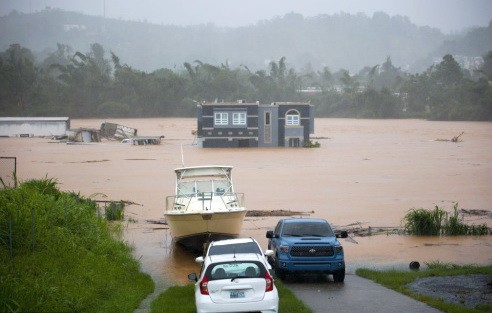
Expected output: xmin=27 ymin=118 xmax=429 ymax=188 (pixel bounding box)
xmin=177 ymin=179 xmax=231 ymax=196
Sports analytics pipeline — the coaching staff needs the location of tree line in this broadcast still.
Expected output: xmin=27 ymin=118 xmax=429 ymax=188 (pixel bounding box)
xmin=1 ymin=42 xmax=491 ymax=120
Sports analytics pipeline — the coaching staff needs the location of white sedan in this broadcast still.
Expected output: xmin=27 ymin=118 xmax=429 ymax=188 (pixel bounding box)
xmin=188 ymin=253 xmax=279 ymax=313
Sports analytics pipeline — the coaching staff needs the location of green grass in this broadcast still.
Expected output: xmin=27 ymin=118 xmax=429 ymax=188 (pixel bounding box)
xmin=150 ymin=279 xmax=313 ymax=313
xmin=0 ymin=179 xmax=154 ymax=312
xmin=356 ymin=262 xmax=492 ymax=313
xmin=276 ymin=279 xmax=313 ymax=313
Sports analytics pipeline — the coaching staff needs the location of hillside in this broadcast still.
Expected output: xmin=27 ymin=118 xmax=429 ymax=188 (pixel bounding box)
xmin=0 ymin=9 xmax=475 ymax=73
xmin=432 ymin=21 xmax=492 ymax=57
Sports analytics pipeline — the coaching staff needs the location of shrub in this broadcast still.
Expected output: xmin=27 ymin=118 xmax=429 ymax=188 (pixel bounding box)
xmin=303 ymin=140 xmax=320 ymax=148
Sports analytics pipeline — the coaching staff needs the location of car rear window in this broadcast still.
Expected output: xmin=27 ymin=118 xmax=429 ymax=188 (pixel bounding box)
xmin=206 ymin=261 xmax=265 ymax=280
xmin=209 ymin=242 xmax=262 ymax=255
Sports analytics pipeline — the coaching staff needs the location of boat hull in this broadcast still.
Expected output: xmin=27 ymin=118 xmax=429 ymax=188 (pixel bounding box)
xmin=165 ymin=209 xmax=247 ymax=251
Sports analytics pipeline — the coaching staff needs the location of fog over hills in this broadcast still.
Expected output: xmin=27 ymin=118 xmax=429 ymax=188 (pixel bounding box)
xmin=0 ymin=8 xmax=490 ymax=73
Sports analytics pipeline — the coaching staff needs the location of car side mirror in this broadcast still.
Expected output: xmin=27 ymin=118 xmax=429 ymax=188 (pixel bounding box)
xmin=195 ymin=256 xmax=204 ymax=263
xmin=188 ymin=273 xmax=198 ymax=282
xmin=264 ymin=249 xmax=274 ymax=257
xmin=266 ymin=230 xmax=275 ymax=238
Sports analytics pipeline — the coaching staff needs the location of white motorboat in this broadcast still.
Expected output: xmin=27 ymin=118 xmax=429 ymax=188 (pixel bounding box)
xmin=164 ymin=166 xmax=247 ymax=251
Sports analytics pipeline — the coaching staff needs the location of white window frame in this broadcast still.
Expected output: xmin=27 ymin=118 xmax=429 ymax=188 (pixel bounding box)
xmin=232 ymin=112 xmax=247 ymax=125
xmin=286 ymin=113 xmax=300 ymax=126
xmin=214 ymin=112 xmax=228 ymax=125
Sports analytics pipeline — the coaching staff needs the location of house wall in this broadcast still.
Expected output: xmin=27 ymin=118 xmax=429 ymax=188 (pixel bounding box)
xmin=258 ymin=105 xmax=279 ymax=147
xmin=309 ymin=105 xmax=315 ymax=134
xmin=197 ymin=102 xmax=314 ymax=148
xmin=277 ymin=104 xmax=312 ymax=147
xmin=0 ymin=117 xmax=70 ymax=137
xmin=200 ymin=103 xmax=259 ymax=148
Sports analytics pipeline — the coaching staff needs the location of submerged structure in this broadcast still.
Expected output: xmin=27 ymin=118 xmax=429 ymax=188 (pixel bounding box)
xmin=196 ymin=101 xmax=314 ymax=148
xmin=100 ymin=122 xmax=137 ymax=140
xmin=0 ymin=117 xmax=70 ymax=137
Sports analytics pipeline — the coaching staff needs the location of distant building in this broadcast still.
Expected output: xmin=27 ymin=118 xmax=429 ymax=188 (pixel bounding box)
xmin=63 ymin=24 xmax=87 ymax=32
xmin=0 ymin=117 xmax=70 ymax=137
xmin=296 ymin=87 xmax=322 ymax=94
xmin=197 ymin=100 xmax=314 ymax=148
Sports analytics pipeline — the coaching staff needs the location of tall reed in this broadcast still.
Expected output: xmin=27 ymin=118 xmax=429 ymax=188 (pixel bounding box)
xmin=403 ymin=206 xmax=445 ymax=235
xmin=403 ymin=204 xmax=489 ymax=236
xmin=105 ymin=201 xmax=125 ymax=221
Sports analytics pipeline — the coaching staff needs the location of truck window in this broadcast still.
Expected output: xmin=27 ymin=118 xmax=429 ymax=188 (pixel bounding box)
xmin=282 ymin=222 xmax=334 ymax=237
xmin=274 ymin=222 xmax=282 ymax=236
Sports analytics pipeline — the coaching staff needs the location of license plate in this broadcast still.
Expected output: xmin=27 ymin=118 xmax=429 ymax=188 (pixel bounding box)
xmin=230 ymin=290 xmax=245 ymax=298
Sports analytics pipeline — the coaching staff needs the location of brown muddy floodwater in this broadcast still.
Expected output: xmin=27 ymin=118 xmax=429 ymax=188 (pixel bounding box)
xmin=1 ymin=118 xmax=491 ymax=287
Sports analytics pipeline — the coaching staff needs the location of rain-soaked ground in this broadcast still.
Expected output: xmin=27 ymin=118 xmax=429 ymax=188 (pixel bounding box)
xmin=2 ymin=118 xmax=491 ymax=290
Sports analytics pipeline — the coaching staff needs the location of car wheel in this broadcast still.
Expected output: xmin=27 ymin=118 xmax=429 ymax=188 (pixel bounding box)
xmin=333 ymin=268 xmax=345 ymax=283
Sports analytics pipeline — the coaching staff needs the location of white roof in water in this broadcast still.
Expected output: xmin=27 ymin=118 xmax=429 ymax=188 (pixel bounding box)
xmin=0 ymin=117 xmax=69 ymax=122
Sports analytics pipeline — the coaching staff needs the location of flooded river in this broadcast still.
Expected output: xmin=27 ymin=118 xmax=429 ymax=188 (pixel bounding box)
xmin=2 ymin=118 xmax=491 ymax=286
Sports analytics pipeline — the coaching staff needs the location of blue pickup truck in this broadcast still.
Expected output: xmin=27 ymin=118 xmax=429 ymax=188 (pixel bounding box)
xmin=266 ymin=218 xmax=347 ymax=282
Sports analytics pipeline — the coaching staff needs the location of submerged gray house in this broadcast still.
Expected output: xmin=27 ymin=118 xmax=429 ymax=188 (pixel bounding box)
xmin=197 ymin=101 xmax=314 ymax=148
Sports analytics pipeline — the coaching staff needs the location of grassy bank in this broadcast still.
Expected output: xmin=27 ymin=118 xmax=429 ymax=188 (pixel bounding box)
xmin=0 ymin=179 xmax=154 ymax=312
xmin=150 ymin=279 xmax=313 ymax=313
xmin=357 ymin=263 xmax=492 ymax=313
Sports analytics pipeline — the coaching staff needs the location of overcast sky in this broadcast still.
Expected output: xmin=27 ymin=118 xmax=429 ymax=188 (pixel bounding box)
xmin=1 ymin=0 xmax=491 ymax=33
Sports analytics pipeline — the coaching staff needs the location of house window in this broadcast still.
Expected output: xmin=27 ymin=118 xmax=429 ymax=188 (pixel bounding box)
xmin=214 ymin=112 xmax=228 ymax=125
xmin=265 ymin=112 xmax=271 ymax=125
xmin=286 ymin=110 xmax=300 ymax=126
xmin=232 ymin=112 xmax=246 ymax=125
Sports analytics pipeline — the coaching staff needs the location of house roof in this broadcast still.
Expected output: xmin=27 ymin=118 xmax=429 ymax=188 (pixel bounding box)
xmin=0 ymin=117 xmax=70 ymax=122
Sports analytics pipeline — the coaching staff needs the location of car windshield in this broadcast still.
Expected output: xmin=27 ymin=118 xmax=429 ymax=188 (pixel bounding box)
xmin=207 ymin=261 xmax=264 ymax=280
xmin=209 ymin=242 xmax=262 ymax=255
xmin=282 ymin=222 xmax=335 ymax=237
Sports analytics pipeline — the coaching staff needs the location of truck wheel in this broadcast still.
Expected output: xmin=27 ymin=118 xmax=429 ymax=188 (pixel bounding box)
xmin=275 ymin=264 xmax=286 ymax=280
xmin=333 ymin=268 xmax=345 ymax=283
xmin=275 ymin=262 xmax=287 ymax=280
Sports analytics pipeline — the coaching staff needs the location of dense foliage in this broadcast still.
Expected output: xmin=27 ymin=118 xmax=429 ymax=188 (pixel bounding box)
xmin=0 ymin=179 xmax=154 ymax=312
xmin=0 ymin=41 xmax=491 ymax=120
